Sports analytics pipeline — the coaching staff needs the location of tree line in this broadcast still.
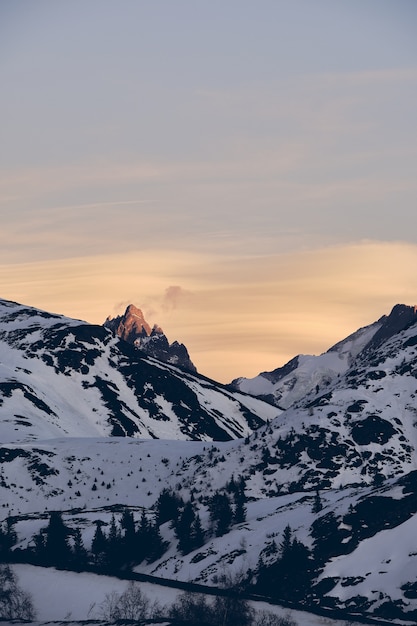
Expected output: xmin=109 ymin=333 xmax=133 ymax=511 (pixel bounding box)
xmin=0 ymin=481 xmax=248 ymax=573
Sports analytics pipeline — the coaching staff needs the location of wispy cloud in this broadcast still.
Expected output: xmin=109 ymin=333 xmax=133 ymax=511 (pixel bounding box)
xmin=0 ymin=162 xmax=162 ymax=204
xmin=161 ymin=286 xmax=193 ymax=313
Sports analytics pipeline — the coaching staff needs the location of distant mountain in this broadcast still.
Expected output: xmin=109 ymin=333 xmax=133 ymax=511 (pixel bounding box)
xmin=0 ymin=298 xmax=276 ymax=443
xmin=104 ymin=304 xmax=197 ymax=373
xmin=231 ymin=304 xmax=417 ymax=410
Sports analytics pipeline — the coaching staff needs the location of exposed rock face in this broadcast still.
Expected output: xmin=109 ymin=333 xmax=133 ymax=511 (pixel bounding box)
xmin=104 ymin=304 xmax=197 ymax=372
xmin=363 ymin=303 xmax=417 ymax=351
xmin=104 ymin=304 xmax=152 ymax=343
xmin=104 ymin=304 xmax=153 ymax=343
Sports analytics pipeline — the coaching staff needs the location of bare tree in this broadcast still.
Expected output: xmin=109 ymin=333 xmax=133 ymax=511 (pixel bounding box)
xmin=98 ymin=581 xmax=154 ymax=620
xmin=169 ymin=592 xmax=214 ymax=624
xmin=254 ymin=611 xmax=297 ymax=626
xmin=0 ymin=565 xmax=36 ymax=620
xmin=97 ymin=580 xmax=298 ymax=626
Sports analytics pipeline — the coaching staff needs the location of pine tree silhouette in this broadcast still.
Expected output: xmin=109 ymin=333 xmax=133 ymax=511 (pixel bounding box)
xmin=106 ymin=514 xmax=122 ymax=569
xmin=44 ymin=512 xmax=71 ymax=569
xmin=175 ymin=502 xmax=195 ymax=555
xmin=71 ymin=527 xmax=88 ymax=571
xmin=91 ymin=521 xmax=107 ymax=567
xmin=209 ymin=492 xmax=233 ymax=537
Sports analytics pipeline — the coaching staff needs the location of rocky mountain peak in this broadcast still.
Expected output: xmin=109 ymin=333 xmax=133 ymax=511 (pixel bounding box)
xmin=105 ymin=305 xmax=152 ymax=343
xmin=363 ymin=303 xmax=417 ymax=351
xmin=125 ymin=303 xmax=146 ymax=319
xmin=104 ymin=304 xmax=197 ymax=372
xmin=388 ymin=302 xmax=417 ymax=320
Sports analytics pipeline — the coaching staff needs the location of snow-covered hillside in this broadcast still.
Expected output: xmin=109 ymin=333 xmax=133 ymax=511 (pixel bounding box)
xmin=191 ymin=315 xmax=417 ymax=496
xmin=3 ymin=438 xmax=417 ymax=623
xmin=2 ymin=298 xmax=417 ymax=624
xmin=0 ymin=299 xmax=276 ymax=443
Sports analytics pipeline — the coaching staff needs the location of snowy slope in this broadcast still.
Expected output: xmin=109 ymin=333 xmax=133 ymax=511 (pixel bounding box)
xmin=4 ymin=440 xmax=417 ymax=623
xmin=231 ymin=305 xmax=417 ymax=411
xmin=2 ymin=298 xmax=417 ymax=623
xmin=231 ymin=322 xmax=382 ymax=408
xmin=0 ymin=299 xmax=276 ymax=443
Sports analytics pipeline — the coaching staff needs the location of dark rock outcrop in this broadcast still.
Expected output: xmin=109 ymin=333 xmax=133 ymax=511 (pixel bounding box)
xmin=104 ymin=304 xmax=197 ymax=372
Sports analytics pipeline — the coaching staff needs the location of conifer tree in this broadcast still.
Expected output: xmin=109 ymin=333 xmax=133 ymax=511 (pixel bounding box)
xmin=280 ymin=524 xmax=292 ymax=559
xmin=44 ymin=512 xmax=71 ymax=569
xmin=233 ymin=485 xmax=247 ymax=524
xmin=155 ymin=488 xmax=183 ymax=526
xmin=135 ymin=511 xmax=150 ymax=563
xmin=226 ymin=475 xmax=237 ymax=494
xmin=175 ymin=501 xmax=195 ymax=555
xmin=91 ymin=521 xmax=107 ymax=567
xmin=191 ymin=513 xmax=204 ymax=550
xmin=0 ymin=518 xmax=17 ymax=561
xmin=106 ymin=514 xmax=122 ymax=569
xmin=71 ymin=528 xmax=88 ymax=571
xmin=312 ymin=489 xmax=323 ymax=513
xmin=145 ymin=521 xmax=166 ymax=563
xmin=209 ymin=492 xmax=233 ymax=537
xmin=31 ymin=530 xmax=46 ymax=565
xmin=120 ymin=508 xmax=135 ymax=564
xmin=256 ymin=525 xmax=313 ymax=602
xmin=121 ymin=509 xmax=135 ymax=542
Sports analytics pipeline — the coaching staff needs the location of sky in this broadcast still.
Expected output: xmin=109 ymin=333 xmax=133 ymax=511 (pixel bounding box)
xmin=1 ymin=0 xmax=417 ymax=382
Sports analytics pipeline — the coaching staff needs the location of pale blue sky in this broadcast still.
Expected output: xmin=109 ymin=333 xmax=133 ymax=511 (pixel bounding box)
xmin=1 ymin=1 xmax=417 ymax=380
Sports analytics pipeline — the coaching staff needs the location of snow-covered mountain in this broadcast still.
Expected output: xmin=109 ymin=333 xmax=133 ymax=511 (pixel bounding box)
xmin=104 ymin=304 xmax=197 ymax=373
xmin=231 ymin=304 xmax=417 ymax=410
xmin=185 ymin=307 xmax=417 ymax=489
xmin=2 ymin=299 xmax=417 ymax=624
xmin=0 ymin=298 xmax=276 ymax=443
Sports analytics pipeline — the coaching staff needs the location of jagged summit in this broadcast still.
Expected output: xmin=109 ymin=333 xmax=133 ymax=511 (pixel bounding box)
xmin=104 ymin=303 xmax=196 ymax=372
xmin=105 ymin=304 xmax=152 ymax=342
xmin=364 ymin=303 xmax=417 ymax=351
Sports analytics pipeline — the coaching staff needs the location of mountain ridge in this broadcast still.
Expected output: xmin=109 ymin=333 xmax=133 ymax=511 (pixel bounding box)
xmin=0 ymin=298 xmax=275 ymax=444
xmin=231 ymin=303 xmax=417 ymax=410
